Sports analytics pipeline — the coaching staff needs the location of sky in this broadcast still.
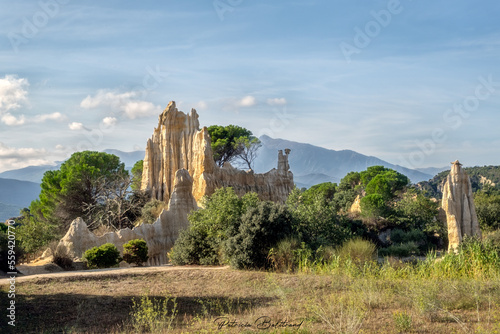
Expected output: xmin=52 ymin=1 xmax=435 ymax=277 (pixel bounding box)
xmin=0 ymin=0 xmax=499 ymax=173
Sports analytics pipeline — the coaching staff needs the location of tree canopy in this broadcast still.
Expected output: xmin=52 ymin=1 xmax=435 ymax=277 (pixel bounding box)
xmin=207 ymin=125 xmax=261 ymax=169
xmin=30 ymin=151 xmax=130 ymax=231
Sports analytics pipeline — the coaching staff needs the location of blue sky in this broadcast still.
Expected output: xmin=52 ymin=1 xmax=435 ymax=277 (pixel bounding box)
xmin=0 ymin=0 xmax=499 ymax=173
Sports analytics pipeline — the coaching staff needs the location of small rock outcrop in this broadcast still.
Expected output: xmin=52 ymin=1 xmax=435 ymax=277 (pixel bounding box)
xmin=56 ymin=169 xmax=197 ymax=265
xmin=141 ymin=101 xmax=294 ymax=204
xmin=441 ymin=160 xmax=482 ymax=252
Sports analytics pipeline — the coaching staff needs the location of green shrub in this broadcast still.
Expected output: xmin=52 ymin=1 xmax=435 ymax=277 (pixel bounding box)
xmin=83 ymin=243 xmax=121 ymax=269
xmin=484 ymin=229 xmax=500 ymax=251
xmin=123 ymin=239 xmax=149 ymax=266
xmin=268 ymin=237 xmax=301 ymax=273
xmin=379 ymin=242 xmax=420 ymax=258
xmin=141 ymin=199 xmax=166 ymax=224
xmin=225 ymin=201 xmax=294 ymax=269
xmin=337 ymin=238 xmax=377 ymax=266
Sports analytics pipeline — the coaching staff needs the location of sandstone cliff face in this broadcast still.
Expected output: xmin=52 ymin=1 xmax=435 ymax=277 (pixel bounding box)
xmin=441 ymin=160 xmax=482 ymax=252
xmin=141 ymin=101 xmax=294 ymax=204
xmin=57 ymin=169 xmax=197 ymax=265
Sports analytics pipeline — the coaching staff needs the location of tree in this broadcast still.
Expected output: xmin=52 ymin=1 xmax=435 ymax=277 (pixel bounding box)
xmin=30 ymin=151 xmax=129 ymax=232
xmin=207 ymin=125 xmax=260 ymax=168
xmin=131 ymin=160 xmax=143 ymax=191
xmin=234 ymin=136 xmax=262 ymax=170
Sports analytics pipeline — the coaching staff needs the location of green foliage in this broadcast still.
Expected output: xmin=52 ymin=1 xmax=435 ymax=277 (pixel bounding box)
xmin=130 ymin=293 xmax=178 ymax=333
xmin=378 ymin=242 xmax=419 ymax=258
xmin=336 ymin=238 xmax=377 ymax=266
xmin=123 ymin=239 xmax=149 ymax=266
xmin=82 ymin=243 xmax=121 ymax=269
xmin=224 ymin=201 xmax=294 ymax=269
xmin=287 ymin=187 xmax=367 ymax=250
xmin=301 ymin=182 xmax=337 ymax=204
xmin=360 ymin=193 xmax=386 ymax=219
xmin=390 ymin=189 xmax=440 ymax=232
xmin=474 ymin=191 xmax=500 ymax=231
xmin=418 ymin=236 xmax=500 ymax=279
xmin=169 ymin=188 xmax=260 ymax=266
xmin=131 ymin=160 xmax=144 ymax=191
xmin=207 ymin=125 xmax=258 ymax=167
xmin=141 ymin=199 xmax=166 ymax=225
xmin=267 ymin=237 xmax=301 ymax=273
xmin=0 ymin=227 xmax=24 ymax=272
xmin=30 ymin=151 xmax=129 ymax=232
xmin=393 ymin=311 xmax=412 ymax=333
xmin=16 ymin=209 xmax=58 ymax=256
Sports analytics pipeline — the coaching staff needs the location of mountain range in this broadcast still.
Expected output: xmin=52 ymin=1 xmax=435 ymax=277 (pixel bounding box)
xmin=0 ymin=136 xmax=446 ymax=221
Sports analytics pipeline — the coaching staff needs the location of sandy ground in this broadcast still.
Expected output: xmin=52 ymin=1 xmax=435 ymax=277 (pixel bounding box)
xmin=0 ymin=264 xmax=230 ymax=284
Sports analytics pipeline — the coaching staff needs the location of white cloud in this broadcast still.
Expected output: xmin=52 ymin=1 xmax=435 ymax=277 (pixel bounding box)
xmin=267 ymin=97 xmax=287 ymax=106
xmin=0 ymin=142 xmax=50 ymax=172
xmin=69 ymin=122 xmax=84 ymax=130
xmin=102 ymin=116 xmax=117 ymax=127
xmin=81 ymin=89 xmax=161 ymax=119
xmin=1 ymin=113 xmax=26 ymax=126
xmin=55 ymin=144 xmax=65 ymax=150
xmin=0 ymin=111 xmax=66 ymax=126
xmin=33 ymin=112 xmax=66 ymax=123
xmin=237 ymin=96 xmax=257 ymax=107
xmin=0 ymin=75 xmax=29 ymax=112
xmin=123 ymin=101 xmax=159 ymax=119
xmin=194 ymin=100 xmax=208 ymax=110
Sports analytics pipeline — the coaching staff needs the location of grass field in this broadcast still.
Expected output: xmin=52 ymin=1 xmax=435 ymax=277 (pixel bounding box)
xmin=1 ymin=263 xmax=500 ymax=334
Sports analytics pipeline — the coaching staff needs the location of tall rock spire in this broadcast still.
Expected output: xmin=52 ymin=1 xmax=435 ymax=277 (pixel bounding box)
xmin=441 ymin=160 xmax=481 ymax=252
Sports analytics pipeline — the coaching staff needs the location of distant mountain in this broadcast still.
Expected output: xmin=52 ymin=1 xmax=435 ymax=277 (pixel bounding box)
xmin=0 ymin=164 xmax=60 ymax=183
xmin=0 ymin=202 xmax=23 ymax=221
xmin=253 ymin=135 xmax=434 ymax=187
xmin=0 ymin=178 xmax=41 ymax=221
xmin=415 ymin=166 xmax=449 ymax=176
xmin=103 ymin=149 xmax=145 ymax=167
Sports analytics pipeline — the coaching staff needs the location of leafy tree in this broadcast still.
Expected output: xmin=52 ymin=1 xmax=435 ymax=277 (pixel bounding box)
xmin=169 ymin=188 xmax=260 ymax=265
xmin=475 ymin=191 xmax=500 ymax=231
xmin=15 ymin=209 xmax=58 ymax=257
xmin=131 ymin=160 xmax=143 ymax=191
xmin=224 ymin=201 xmax=294 ymax=269
xmin=234 ymin=136 xmax=262 ymax=170
xmin=360 ymin=194 xmax=386 ymax=220
xmin=390 ymin=189 xmax=440 ymax=232
xmin=30 ymin=151 xmax=129 ymax=232
xmin=287 ymin=187 xmax=367 ymax=249
xmin=207 ymin=125 xmax=260 ymax=168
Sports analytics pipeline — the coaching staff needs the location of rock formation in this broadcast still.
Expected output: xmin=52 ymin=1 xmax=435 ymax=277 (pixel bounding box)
xmin=141 ymin=101 xmax=294 ymax=204
xmin=54 ymin=102 xmax=294 ymax=265
xmin=441 ymin=160 xmax=482 ymax=252
xmin=56 ymin=169 xmax=197 ymax=265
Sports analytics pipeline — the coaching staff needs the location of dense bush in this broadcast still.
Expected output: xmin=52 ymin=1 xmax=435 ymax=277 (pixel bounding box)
xmin=268 ymin=238 xmax=301 ymax=273
xmin=83 ymin=243 xmax=121 ymax=269
xmin=123 ymin=239 xmax=149 ymax=266
xmin=169 ymin=188 xmax=260 ymax=266
xmin=224 ymin=201 xmax=294 ymax=269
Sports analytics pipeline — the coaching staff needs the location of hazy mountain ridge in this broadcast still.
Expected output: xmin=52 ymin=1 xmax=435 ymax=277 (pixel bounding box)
xmin=253 ymin=135 xmax=433 ymax=187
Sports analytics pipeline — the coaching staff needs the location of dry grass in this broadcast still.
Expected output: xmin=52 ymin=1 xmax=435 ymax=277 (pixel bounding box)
xmin=1 ymin=267 xmax=500 ymax=333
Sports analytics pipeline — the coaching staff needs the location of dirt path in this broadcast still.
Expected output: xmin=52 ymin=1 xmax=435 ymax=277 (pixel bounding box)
xmin=0 ymin=265 xmax=230 ymax=284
